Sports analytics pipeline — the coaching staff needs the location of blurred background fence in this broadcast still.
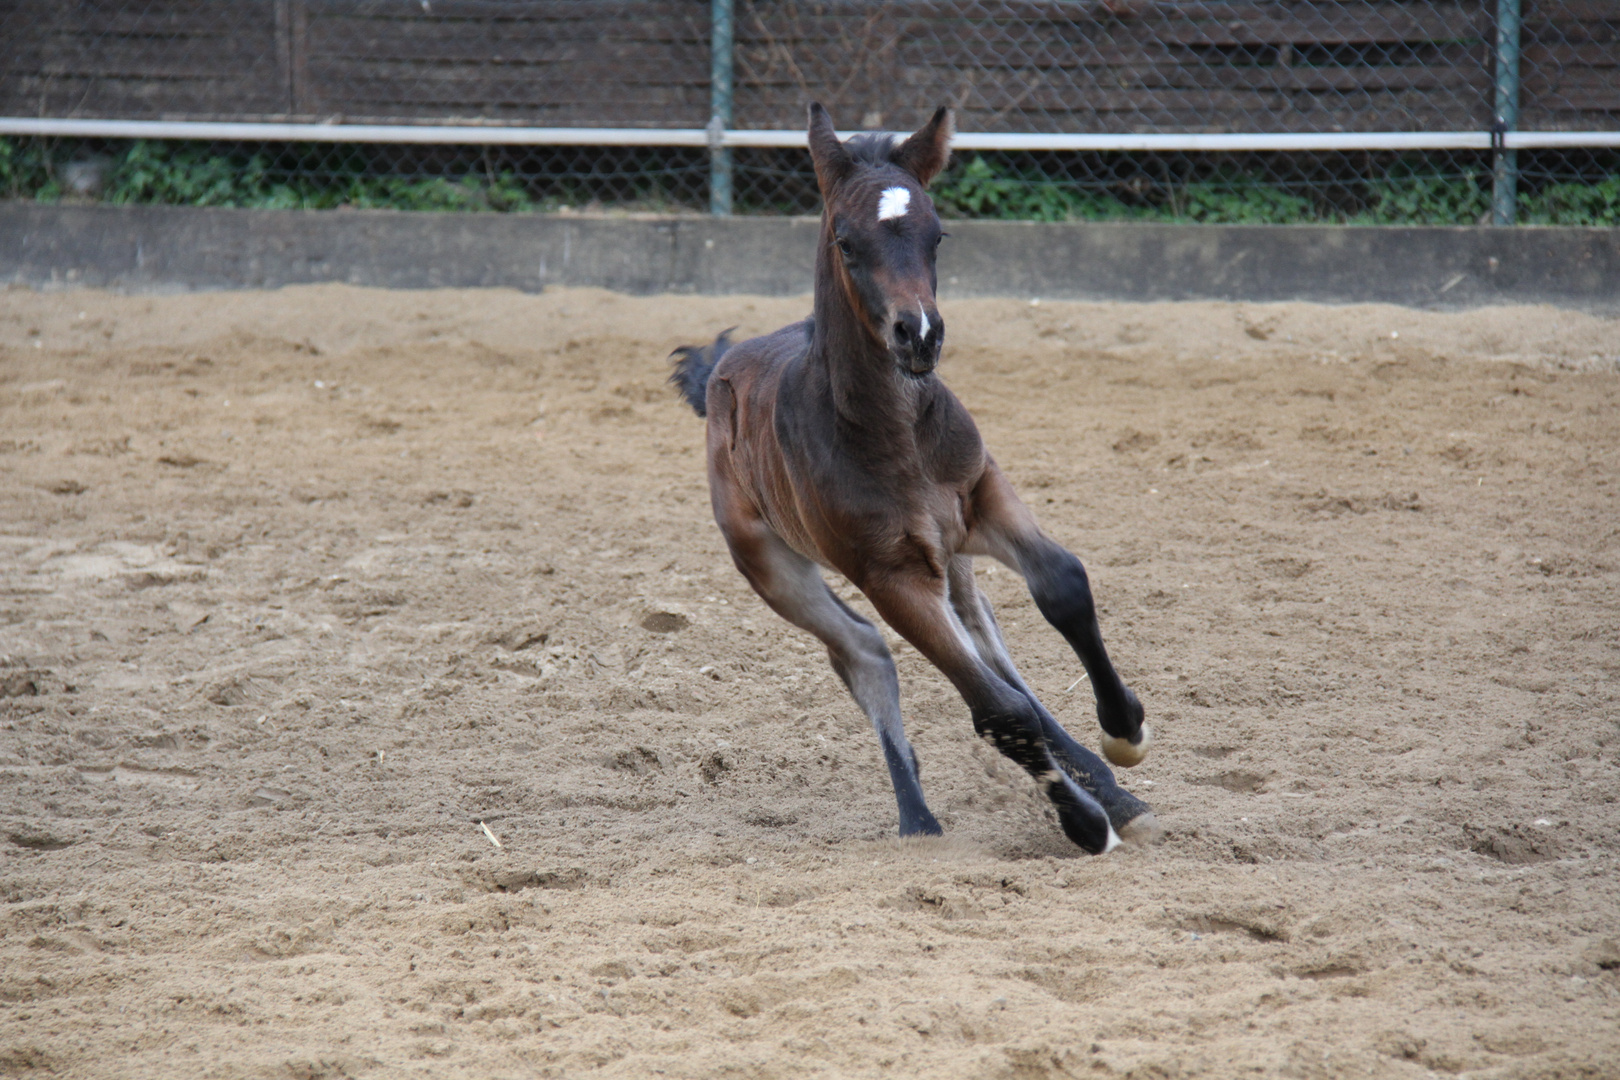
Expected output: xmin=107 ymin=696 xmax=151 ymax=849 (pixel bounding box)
xmin=2 ymin=0 xmax=1617 ymax=224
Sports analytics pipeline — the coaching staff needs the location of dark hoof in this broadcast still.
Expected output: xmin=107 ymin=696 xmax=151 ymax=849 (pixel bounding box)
xmin=1049 ymin=780 xmax=1118 ymax=855
xmin=1061 ymin=813 xmax=1120 ymax=856
xmin=899 ymin=810 xmax=943 ymax=837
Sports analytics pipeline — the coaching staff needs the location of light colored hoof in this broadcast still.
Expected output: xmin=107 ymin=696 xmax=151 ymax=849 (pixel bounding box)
xmin=1117 ymin=812 xmax=1164 ymax=846
xmin=1101 ymin=723 xmax=1151 ymax=768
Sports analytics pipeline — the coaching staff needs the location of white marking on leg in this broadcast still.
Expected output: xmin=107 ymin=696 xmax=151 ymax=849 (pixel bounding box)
xmin=953 ymin=579 xmax=1021 ymax=686
xmin=1101 ymin=824 xmax=1121 ymax=854
xmin=918 ymin=301 xmax=930 ymax=341
xmin=877 ymin=186 xmax=911 ymax=221
xmin=940 ymin=586 xmax=982 ymax=664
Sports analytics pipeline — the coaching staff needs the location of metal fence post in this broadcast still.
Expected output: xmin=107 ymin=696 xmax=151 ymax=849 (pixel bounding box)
xmin=709 ymin=0 xmax=734 ymax=216
xmin=1492 ymin=0 xmax=1521 ymax=225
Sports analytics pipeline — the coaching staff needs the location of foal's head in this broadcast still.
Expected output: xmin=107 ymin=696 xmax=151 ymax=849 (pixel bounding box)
xmin=808 ymin=104 xmax=953 ymax=378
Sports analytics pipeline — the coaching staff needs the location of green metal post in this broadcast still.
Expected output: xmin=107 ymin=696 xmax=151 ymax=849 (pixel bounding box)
xmin=1492 ymin=0 xmax=1521 ymax=225
xmin=709 ymin=0 xmax=734 ymax=216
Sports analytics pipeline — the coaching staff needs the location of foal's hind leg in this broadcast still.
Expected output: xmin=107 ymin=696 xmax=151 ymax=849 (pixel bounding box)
xmin=720 ymin=521 xmax=941 ymax=837
xmin=946 ymin=558 xmax=1160 ymax=843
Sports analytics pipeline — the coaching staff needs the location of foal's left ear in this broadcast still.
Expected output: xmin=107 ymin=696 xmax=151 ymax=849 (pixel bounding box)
xmin=891 ymin=107 xmax=953 ymax=187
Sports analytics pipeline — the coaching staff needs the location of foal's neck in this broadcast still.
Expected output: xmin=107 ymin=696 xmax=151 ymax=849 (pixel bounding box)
xmin=808 ymin=241 xmax=931 ymax=443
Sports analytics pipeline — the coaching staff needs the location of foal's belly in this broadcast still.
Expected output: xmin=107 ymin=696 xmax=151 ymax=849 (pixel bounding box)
xmin=763 ymin=476 xmax=969 ymax=581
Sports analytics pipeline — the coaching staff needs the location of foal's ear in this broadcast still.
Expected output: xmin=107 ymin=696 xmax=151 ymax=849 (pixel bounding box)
xmin=891 ymin=107 xmax=953 ymax=187
xmin=807 ymin=102 xmax=854 ymax=195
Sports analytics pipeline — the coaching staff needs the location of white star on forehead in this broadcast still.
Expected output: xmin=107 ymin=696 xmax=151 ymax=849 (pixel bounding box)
xmin=877 ymin=187 xmax=911 ymax=222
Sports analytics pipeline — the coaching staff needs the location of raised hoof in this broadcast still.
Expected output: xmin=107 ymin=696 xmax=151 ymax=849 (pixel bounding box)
xmin=1116 ymin=811 xmax=1164 ymax=846
xmin=1101 ymin=722 xmax=1152 ymax=768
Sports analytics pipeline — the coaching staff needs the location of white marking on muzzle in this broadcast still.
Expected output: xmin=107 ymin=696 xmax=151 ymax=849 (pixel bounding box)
xmin=918 ymin=302 xmax=930 ymax=341
xmin=877 ymin=186 xmax=911 ymax=221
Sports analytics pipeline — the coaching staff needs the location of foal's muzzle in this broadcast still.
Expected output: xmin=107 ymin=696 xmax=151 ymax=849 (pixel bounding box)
xmin=892 ymin=303 xmax=944 ymax=376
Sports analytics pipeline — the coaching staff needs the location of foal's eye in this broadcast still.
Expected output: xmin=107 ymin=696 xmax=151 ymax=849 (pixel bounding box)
xmin=835 ymin=238 xmax=853 ymax=257
xmin=936 ymin=232 xmax=949 ymax=246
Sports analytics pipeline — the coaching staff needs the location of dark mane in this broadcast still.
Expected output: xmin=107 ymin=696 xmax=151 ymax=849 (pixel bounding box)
xmin=843 ymin=132 xmax=901 ymax=167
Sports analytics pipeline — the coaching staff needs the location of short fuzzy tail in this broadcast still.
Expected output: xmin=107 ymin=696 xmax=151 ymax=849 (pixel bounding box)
xmin=667 ymin=328 xmax=734 ymax=418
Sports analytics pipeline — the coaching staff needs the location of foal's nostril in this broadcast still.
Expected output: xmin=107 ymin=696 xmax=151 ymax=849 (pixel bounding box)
xmin=894 ymin=320 xmax=913 ymax=345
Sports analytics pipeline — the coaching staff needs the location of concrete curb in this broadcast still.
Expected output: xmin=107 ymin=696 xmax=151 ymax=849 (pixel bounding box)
xmin=3 ymin=203 xmax=1617 ymax=311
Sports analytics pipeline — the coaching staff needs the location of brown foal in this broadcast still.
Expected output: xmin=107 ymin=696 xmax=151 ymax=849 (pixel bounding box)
xmin=670 ymin=104 xmax=1157 ymax=854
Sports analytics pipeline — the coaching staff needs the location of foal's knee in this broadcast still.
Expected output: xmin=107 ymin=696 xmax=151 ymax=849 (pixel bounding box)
xmin=826 ymin=619 xmax=891 ymax=687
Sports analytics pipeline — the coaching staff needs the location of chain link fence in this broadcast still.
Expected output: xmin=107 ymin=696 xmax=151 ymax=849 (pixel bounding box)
xmin=2 ymin=1 xmax=1616 ymax=223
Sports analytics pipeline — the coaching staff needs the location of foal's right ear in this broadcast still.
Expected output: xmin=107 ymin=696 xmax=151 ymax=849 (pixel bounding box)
xmin=807 ymin=102 xmax=854 ymax=195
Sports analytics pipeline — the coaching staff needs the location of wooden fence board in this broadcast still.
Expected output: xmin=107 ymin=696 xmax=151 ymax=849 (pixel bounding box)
xmin=43 ymin=6 xmax=271 ymax=36
xmin=737 ymin=88 xmax=1488 ymax=132
xmin=1524 ymin=0 xmax=1620 ymax=22
xmin=0 ymin=0 xmax=1611 ymax=133
xmin=883 ymin=36 xmax=1487 ymax=66
xmin=737 ymin=4 xmax=1488 ymax=44
xmin=738 ymin=22 xmax=1486 ymax=55
xmin=923 ymin=65 xmax=1488 ymax=96
xmin=1521 ymin=0 xmax=1620 ymax=124
xmin=300 ymin=45 xmax=708 ymax=70
xmin=1524 ymin=43 xmax=1620 ymax=66
xmin=31 ymin=46 xmax=282 ymax=82
xmin=1529 ymin=91 xmax=1620 ymax=111
xmin=303 ymin=35 xmax=708 ymax=62
xmin=310 ymin=18 xmax=707 ymax=51
xmin=304 ymin=72 xmax=709 ymax=100
xmin=324 ymin=0 xmax=702 ymax=19
xmin=883 ymin=43 xmax=1491 ymax=78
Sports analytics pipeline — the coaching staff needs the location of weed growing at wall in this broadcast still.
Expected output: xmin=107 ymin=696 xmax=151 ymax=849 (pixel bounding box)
xmin=0 ymin=138 xmax=699 ymax=214
xmin=929 ymin=152 xmax=1619 ymax=226
xmin=929 ymin=154 xmax=1494 ymax=225
xmin=1521 ymin=178 xmax=1620 ymax=226
xmin=93 ymin=140 xmax=539 ymax=212
xmin=0 ymin=138 xmax=53 ymax=199
xmin=3 ymin=137 xmax=1617 ymax=226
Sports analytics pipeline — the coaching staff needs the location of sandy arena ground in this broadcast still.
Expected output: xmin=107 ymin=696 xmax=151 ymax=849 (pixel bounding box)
xmin=1 ymin=282 xmax=1617 ymax=1079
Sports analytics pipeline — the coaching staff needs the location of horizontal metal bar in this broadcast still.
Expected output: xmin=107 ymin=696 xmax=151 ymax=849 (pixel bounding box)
xmin=2 ymin=117 xmax=1617 ymax=151
xmin=953 ymin=131 xmax=1496 ymax=151
xmin=732 ymin=130 xmax=1500 ymax=151
xmin=0 ymin=118 xmax=715 ymax=146
xmin=1507 ymin=131 xmax=1620 ymax=149
xmin=738 ymin=130 xmax=1620 ymax=151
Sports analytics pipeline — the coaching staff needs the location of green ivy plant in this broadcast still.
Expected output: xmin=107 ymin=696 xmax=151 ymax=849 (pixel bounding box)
xmin=1522 ymin=178 xmax=1620 ymax=226
xmin=3 ymin=137 xmax=1616 ymax=226
xmin=1353 ymin=174 xmax=1491 ymax=225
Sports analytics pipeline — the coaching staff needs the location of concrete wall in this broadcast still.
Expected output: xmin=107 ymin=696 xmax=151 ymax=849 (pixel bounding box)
xmin=3 ymin=203 xmax=1618 ymax=311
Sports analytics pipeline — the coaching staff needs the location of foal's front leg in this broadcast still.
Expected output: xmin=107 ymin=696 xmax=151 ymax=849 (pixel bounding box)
xmin=719 ymin=518 xmax=941 ymax=837
xmin=965 ymin=466 xmax=1151 ymax=767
